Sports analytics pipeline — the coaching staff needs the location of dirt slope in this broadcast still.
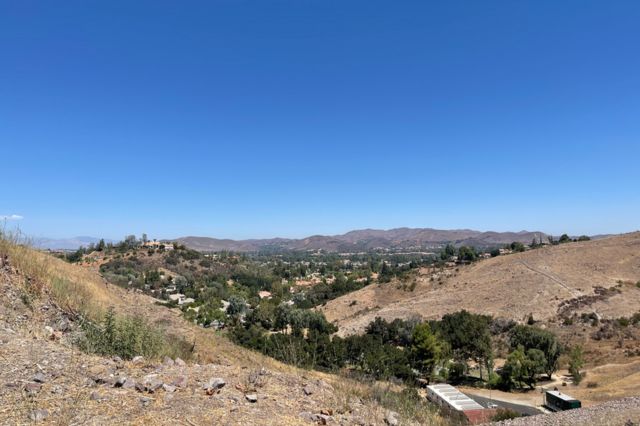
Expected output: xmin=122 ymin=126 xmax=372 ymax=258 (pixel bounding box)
xmin=322 ymin=232 xmax=640 ymax=336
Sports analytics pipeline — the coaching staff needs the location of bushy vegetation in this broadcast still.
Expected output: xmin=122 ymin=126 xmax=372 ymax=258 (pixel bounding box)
xmin=232 ymin=308 xmax=520 ymax=388
xmin=77 ymin=307 xmax=193 ymax=360
xmin=497 ymin=325 xmax=561 ymax=390
xmin=492 ymin=408 xmax=520 ymax=421
xmin=568 ymin=345 xmax=585 ymax=384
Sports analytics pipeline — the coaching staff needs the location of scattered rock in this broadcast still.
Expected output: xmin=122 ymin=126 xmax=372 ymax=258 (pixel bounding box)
xmin=44 ymin=325 xmax=54 ymax=338
xmin=57 ymin=318 xmax=70 ymax=332
xmin=139 ymin=396 xmax=153 ymax=407
xmin=114 ymin=377 xmax=127 ymax=388
xmin=163 ymin=356 xmax=174 ymax=366
xmin=317 ymin=414 xmax=333 ymax=424
xmin=23 ymin=382 xmax=42 ymax=396
xmin=146 ymin=379 xmax=164 ymax=393
xmin=172 ymin=375 xmax=188 ymax=388
xmin=175 ymin=357 xmax=186 ymax=367
xmin=33 ymin=372 xmax=46 ymax=383
xmin=299 ymin=411 xmax=331 ymax=424
xmin=384 ymin=410 xmax=399 ymax=426
xmin=132 ymin=356 xmax=144 ymax=364
xmin=90 ymin=391 xmax=108 ymax=401
xmin=303 ymin=384 xmax=314 ymax=395
xmin=204 ymin=377 xmax=226 ymax=395
xmin=112 ymin=356 xmax=123 ymax=363
xmin=299 ymin=412 xmax=316 ymax=422
xmin=162 ymin=384 xmax=176 ymax=393
xmin=29 ymin=409 xmax=49 ymax=422
xmin=245 ymin=393 xmax=257 ymax=403
xmin=122 ymin=378 xmax=136 ymax=389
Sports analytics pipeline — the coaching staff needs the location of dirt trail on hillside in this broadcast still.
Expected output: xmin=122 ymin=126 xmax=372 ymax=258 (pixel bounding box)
xmin=322 ymin=232 xmax=640 ymax=336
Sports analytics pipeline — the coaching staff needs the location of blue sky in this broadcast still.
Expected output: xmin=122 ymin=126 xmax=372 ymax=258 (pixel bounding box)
xmin=2 ymin=1 xmax=639 ymax=240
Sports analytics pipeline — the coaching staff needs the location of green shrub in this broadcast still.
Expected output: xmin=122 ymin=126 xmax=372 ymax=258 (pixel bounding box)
xmin=492 ymin=408 xmax=520 ymax=421
xmin=76 ymin=307 xmax=192 ymax=360
xmin=616 ymin=317 xmax=630 ymax=327
xmin=366 ymin=385 xmax=440 ymax=425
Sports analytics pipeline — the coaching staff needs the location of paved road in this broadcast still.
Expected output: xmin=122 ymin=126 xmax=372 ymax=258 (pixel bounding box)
xmin=464 ymin=393 xmax=543 ymax=417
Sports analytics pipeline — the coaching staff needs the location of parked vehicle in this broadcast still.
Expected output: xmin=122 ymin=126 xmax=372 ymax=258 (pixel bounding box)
xmin=544 ymin=390 xmax=581 ymax=411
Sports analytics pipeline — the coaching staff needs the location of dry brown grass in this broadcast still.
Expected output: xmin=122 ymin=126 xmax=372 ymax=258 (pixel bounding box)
xmin=0 ymin=230 xmax=116 ymax=321
xmin=322 ymin=232 xmax=640 ymax=336
xmin=570 ymin=360 xmax=640 ymax=404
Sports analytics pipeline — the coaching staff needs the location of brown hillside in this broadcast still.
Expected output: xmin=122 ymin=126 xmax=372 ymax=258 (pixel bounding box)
xmin=176 ymin=227 xmax=548 ymax=252
xmin=0 ymin=240 xmax=443 ymax=425
xmin=322 ymin=232 xmax=640 ymax=336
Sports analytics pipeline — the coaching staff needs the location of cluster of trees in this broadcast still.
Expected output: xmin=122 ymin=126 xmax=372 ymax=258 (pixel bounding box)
xmin=499 ymin=325 xmax=561 ymax=389
xmin=63 ymin=238 xmax=107 ymax=262
xmin=232 ymin=308 xmax=566 ymax=392
xmin=63 ymin=234 xmax=162 ymax=263
xmin=546 ymin=234 xmax=590 ymax=246
xmin=439 ymin=244 xmax=479 ymax=262
xmin=289 ymin=274 xmax=370 ymax=308
xmin=491 ymin=233 xmax=592 ymax=257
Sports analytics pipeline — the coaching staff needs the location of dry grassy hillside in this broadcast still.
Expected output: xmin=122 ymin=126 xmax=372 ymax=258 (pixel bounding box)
xmin=0 ymin=238 xmax=445 ymax=425
xmin=322 ymin=232 xmax=640 ymax=336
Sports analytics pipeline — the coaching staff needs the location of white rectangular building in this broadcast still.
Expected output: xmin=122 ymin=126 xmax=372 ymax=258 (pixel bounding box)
xmin=426 ymin=384 xmax=484 ymax=412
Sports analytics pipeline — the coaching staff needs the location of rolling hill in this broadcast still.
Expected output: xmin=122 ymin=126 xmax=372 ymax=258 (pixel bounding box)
xmin=175 ymin=227 xmax=549 ymax=252
xmin=321 ymin=232 xmax=640 ymax=336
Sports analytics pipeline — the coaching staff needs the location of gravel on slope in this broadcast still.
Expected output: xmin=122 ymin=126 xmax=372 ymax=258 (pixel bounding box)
xmin=493 ymin=397 xmax=640 ymax=426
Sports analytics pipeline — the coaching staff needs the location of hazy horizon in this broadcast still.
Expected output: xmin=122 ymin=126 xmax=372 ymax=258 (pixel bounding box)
xmin=5 ymin=223 xmax=636 ymax=244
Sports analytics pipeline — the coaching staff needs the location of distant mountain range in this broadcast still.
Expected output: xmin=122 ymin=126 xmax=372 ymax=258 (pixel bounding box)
xmin=175 ymin=228 xmax=551 ymax=252
xmin=33 ymin=236 xmax=114 ymax=251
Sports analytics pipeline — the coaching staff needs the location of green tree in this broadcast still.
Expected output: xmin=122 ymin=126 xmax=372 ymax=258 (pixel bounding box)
xmin=568 ymin=345 xmax=585 ymax=384
xmin=509 ymin=325 xmax=560 ymax=379
xmin=457 ymin=246 xmax=478 ymax=262
xmin=440 ymin=244 xmax=456 ymax=260
xmin=510 ymin=242 xmax=525 ymax=252
xmin=437 ymin=310 xmax=493 ymax=379
xmin=501 ymin=346 xmax=545 ymax=389
xmin=559 ymin=234 xmax=571 ymax=243
xmin=227 ymin=295 xmax=247 ymax=318
xmin=411 ymin=323 xmax=444 ymax=383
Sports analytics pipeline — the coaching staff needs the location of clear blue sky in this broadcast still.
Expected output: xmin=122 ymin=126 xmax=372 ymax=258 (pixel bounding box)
xmin=2 ymin=1 xmax=639 ymax=240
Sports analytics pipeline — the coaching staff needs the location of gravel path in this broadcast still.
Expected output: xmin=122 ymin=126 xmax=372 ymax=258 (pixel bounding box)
xmin=493 ymin=397 xmax=640 ymax=426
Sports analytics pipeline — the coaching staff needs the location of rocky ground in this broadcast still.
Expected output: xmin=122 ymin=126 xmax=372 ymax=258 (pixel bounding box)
xmin=0 ymin=329 xmax=368 ymax=425
xmin=492 ymin=397 xmax=640 ymax=426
